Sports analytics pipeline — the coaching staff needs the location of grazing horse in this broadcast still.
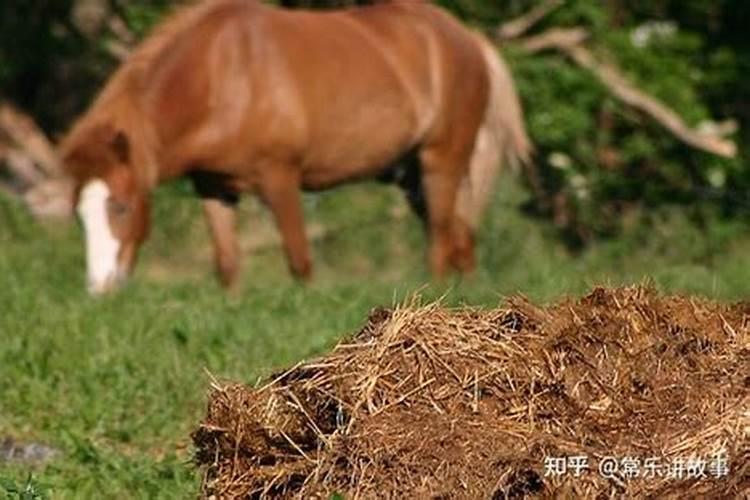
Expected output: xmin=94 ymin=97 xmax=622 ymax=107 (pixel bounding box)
xmin=61 ymin=0 xmax=530 ymax=295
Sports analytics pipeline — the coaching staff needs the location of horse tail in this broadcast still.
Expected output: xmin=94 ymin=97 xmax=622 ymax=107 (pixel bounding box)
xmin=455 ymin=33 xmax=532 ymax=230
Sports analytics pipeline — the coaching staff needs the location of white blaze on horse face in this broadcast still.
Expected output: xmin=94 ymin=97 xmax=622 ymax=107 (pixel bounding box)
xmin=77 ymin=180 xmax=122 ymax=295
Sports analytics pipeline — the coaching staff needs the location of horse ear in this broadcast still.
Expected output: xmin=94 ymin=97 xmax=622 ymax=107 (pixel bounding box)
xmin=88 ymin=123 xmax=129 ymax=164
xmin=110 ymin=130 xmax=130 ymax=164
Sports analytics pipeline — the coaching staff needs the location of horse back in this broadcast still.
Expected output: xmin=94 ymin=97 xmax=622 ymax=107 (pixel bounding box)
xmin=253 ymin=4 xmax=488 ymax=185
xmin=136 ymin=2 xmax=490 ymax=188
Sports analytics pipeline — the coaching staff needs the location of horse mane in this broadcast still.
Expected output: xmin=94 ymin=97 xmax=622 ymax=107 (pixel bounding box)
xmin=60 ymin=0 xmax=259 ymax=186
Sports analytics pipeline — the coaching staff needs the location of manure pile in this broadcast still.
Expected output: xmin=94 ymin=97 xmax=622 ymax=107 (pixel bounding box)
xmin=193 ymin=287 xmax=749 ymax=499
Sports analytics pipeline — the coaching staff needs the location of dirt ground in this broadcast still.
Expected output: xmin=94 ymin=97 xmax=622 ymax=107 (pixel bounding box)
xmin=193 ymin=286 xmax=749 ymax=499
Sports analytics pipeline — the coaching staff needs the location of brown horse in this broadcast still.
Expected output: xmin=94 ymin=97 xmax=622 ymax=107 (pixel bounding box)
xmin=61 ymin=0 xmax=530 ymax=295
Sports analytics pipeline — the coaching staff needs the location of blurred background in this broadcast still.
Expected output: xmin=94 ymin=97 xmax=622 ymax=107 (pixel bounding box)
xmin=2 ymin=0 xmax=750 ymax=242
xmin=1 ymin=1 xmax=749 ymax=498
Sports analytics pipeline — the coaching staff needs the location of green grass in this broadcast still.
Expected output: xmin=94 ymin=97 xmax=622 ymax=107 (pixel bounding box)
xmin=1 ymin=176 xmax=750 ymax=498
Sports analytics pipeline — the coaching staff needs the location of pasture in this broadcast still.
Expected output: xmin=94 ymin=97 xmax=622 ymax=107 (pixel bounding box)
xmin=1 ymin=176 xmax=750 ymax=499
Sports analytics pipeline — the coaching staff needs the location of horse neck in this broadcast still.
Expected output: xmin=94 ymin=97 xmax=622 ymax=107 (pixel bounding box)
xmin=124 ymin=109 xmax=159 ymax=191
xmin=100 ymin=89 xmax=161 ymax=190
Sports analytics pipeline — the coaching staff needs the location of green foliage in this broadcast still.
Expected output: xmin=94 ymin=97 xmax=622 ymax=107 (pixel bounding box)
xmin=0 ymin=474 xmax=49 ymax=500
xmin=119 ymin=2 xmax=172 ymax=37
xmin=460 ymin=0 xmax=748 ymax=240
xmin=417 ymin=1 xmax=747 ymax=240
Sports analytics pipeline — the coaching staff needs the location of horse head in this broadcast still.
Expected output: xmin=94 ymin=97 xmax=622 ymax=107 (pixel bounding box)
xmin=62 ymin=124 xmax=151 ymax=295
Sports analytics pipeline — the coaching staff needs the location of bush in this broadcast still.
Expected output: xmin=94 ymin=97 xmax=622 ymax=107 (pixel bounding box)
xmin=444 ymin=0 xmax=748 ymax=241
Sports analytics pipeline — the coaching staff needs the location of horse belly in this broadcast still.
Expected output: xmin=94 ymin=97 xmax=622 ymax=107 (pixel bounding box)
xmin=300 ymin=109 xmax=418 ymax=189
xmin=296 ymin=66 xmax=427 ymax=188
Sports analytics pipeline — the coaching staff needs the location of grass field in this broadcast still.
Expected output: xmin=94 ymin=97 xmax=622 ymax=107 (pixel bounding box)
xmin=1 ymin=175 xmax=750 ymax=499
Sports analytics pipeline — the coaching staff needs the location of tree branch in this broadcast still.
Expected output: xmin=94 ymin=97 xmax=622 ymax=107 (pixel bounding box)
xmin=0 ymin=102 xmax=73 ymax=218
xmin=513 ymin=28 xmax=737 ymax=158
xmin=497 ymin=0 xmax=564 ymax=40
xmin=0 ymin=102 xmax=61 ymax=177
xmin=72 ymin=0 xmax=111 ymax=39
xmin=2 ymin=148 xmax=46 ymax=186
xmin=519 ymin=27 xmax=589 ymax=52
xmin=24 ymin=179 xmax=75 ymax=219
xmin=105 ymin=15 xmax=135 ymax=61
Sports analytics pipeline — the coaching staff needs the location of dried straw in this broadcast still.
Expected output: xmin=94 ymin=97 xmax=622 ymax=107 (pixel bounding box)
xmin=193 ymin=287 xmax=749 ymax=499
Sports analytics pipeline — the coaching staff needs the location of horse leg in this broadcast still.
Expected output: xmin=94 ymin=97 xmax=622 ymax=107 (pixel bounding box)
xmin=202 ymin=197 xmax=241 ymax=290
xmin=451 ymin=216 xmax=476 ymax=274
xmin=259 ymin=169 xmax=312 ymax=281
xmin=379 ymin=152 xmax=429 ymax=226
xmin=391 ymin=162 xmax=474 ymax=273
xmin=418 ymin=146 xmax=467 ymax=278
